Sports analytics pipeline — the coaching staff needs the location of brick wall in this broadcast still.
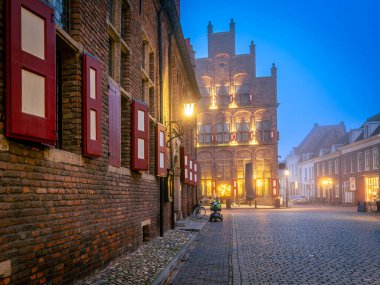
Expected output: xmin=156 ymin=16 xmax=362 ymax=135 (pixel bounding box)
xmin=0 ymin=0 xmax=198 ymax=284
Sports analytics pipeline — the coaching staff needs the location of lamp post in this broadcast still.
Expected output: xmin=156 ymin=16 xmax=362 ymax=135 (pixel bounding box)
xmin=284 ymin=169 xmax=289 ymax=207
xmin=166 ymin=102 xmax=195 ymax=227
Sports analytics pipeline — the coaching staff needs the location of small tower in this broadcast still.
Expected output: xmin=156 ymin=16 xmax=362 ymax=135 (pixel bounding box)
xmin=208 ymin=21 xmax=213 ymax=34
xmin=271 ymin=63 xmax=277 ymax=78
xmin=230 ymin=18 xmax=235 ymax=33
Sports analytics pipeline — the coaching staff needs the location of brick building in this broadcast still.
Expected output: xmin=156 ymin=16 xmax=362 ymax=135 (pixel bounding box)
xmin=0 ymin=0 xmax=199 ymax=284
xmin=195 ymin=20 xmax=279 ymax=204
xmin=285 ymin=114 xmax=380 ymax=206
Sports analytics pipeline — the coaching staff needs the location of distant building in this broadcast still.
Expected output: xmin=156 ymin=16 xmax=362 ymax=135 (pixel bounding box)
xmin=195 ymin=20 xmax=279 ymax=204
xmin=285 ymin=114 xmax=380 ymax=205
xmin=285 ymin=123 xmax=346 ymax=200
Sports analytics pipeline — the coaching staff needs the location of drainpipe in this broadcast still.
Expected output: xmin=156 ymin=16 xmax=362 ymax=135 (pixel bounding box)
xmin=158 ymin=4 xmax=164 ymax=237
xmin=168 ymin=33 xmax=176 ymax=229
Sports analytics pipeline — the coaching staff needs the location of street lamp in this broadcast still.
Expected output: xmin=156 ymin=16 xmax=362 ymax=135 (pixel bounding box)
xmin=166 ymin=102 xmax=195 ymax=147
xmin=166 ymin=101 xmax=196 ymax=229
xmin=284 ymin=169 xmax=289 ymax=207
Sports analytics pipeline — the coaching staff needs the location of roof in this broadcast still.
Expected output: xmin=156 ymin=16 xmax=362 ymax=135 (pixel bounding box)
xmin=294 ymin=123 xmax=346 ymax=158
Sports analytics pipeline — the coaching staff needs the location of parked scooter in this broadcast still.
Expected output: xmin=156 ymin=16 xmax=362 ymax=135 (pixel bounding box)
xmin=209 ymin=197 xmax=223 ymax=222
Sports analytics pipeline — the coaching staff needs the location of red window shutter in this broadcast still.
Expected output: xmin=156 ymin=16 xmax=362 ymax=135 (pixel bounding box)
xmin=83 ymin=53 xmax=102 ymax=157
xmin=189 ymin=158 xmax=193 ymax=185
xmin=6 ymin=0 xmax=56 ymax=145
xmin=180 ymin=147 xmax=189 ymax=184
xmin=131 ymin=100 xmax=149 ymax=171
xmin=194 ymin=161 xmax=199 ymax=186
xmin=156 ymin=123 xmax=167 ymax=176
xmin=108 ymin=80 xmax=121 ymax=167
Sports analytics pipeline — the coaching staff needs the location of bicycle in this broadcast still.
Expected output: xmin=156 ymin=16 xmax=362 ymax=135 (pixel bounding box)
xmin=192 ymin=202 xmax=206 ymax=219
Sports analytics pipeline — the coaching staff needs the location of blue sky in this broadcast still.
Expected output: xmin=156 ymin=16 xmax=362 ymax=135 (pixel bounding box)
xmin=180 ymin=0 xmax=380 ymax=159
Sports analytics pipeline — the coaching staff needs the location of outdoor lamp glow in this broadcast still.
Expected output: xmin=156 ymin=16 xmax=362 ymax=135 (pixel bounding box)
xmin=184 ymin=103 xmax=195 ymax=117
xmin=284 ymin=170 xmax=289 ymax=176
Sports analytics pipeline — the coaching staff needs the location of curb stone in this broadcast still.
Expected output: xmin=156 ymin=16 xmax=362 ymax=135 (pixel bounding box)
xmin=151 ymin=232 xmax=198 ymax=285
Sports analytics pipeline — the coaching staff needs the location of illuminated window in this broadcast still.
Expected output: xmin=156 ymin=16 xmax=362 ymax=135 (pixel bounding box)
xmin=365 ymin=176 xmax=379 ymax=201
xmin=216 ymin=159 xmax=232 ymax=180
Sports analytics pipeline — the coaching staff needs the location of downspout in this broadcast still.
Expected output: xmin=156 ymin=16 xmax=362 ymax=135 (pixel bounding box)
xmin=168 ymin=33 xmax=175 ymax=229
xmin=158 ymin=4 xmax=165 ymax=237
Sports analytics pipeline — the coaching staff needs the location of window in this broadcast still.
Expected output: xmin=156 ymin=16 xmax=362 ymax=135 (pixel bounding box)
xmin=108 ymin=38 xmax=114 ymax=78
xmin=322 ymin=163 xmax=326 ymax=176
xmin=216 ymin=123 xmax=230 ymax=143
xmin=335 ymin=159 xmax=339 ymax=174
xmin=216 ymin=85 xmax=228 ymax=96
xmin=237 ymin=121 xmax=249 ymax=143
xmin=328 ymin=161 xmax=332 ymax=175
xmin=51 ymin=0 xmax=70 ymax=32
xmin=199 ymin=87 xmax=211 ymax=97
xmin=365 ymin=150 xmax=370 ymax=171
xmin=121 ymin=0 xmax=131 ymax=41
xmin=216 ymin=159 xmax=232 ymax=180
xmin=180 ymin=147 xmax=190 ymax=184
xmin=365 ymin=176 xmax=379 ymax=201
xmin=304 ymin=168 xmax=307 ymax=181
xmin=108 ymin=0 xmax=115 ymax=24
xmin=256 ymin=120 xmax=271 ymax=142
xmin=108 ymin=80 xmax=121 ymax=167
xmin=317 ymin=164 xmax=320 ymax=177
xmin=6 ymin=0 xmax=56 ymax=145
xmin=350 ymin=156 xmax=354 ymax=173
xmin=156 ymin=124 xmax=166 ymax=176
xmin=198 ymin=124 xmax=211 ymax=144
xmin=357 ymin=152 xmax=363 ymax=172
xmin=343 ymin=157 xmax=347 ymax=174
xmin=120 ymin=50 xmax=129 ymax=90
xmin=373 ymin=148 xmax=379 ymax=169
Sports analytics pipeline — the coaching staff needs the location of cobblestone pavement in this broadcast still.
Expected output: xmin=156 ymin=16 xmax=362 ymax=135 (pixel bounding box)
xmin=79 ymin=216 xmax=209 ymax=285
xmin=168 ymin=207 xmax=380 ymax=285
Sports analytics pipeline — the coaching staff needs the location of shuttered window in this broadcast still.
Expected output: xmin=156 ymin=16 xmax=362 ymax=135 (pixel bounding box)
xmin=156 ymin=123 xmax=166 ymax=176
xmin=180 ymin=147 xmax=189 ymax=184
xmin=6 ymin=0 xmax=56 ymax=145
xmin=83 ymin=53 xmax=102 ymax=157
xmin=131 ymin=100 xmax=149 ymax=171
xmin=108 ymin=80 xmax=121 ymax=166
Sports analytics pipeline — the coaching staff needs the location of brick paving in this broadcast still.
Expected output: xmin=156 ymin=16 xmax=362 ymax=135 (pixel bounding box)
xmin=169 ymin=207 xmax=380 ymax=285
xmin=167 ymin=215 xmax=233 ymax=285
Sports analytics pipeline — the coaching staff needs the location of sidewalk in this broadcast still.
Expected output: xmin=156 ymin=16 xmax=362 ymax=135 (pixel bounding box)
xmin=78 ymin=216 xmax=208 ymax=285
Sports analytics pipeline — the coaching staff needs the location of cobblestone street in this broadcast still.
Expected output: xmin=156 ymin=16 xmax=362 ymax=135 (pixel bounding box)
xmin=168 ymin=206 xmax=380 ymax=285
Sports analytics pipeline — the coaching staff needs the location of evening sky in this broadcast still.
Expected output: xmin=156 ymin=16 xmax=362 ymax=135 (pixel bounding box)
xmin=180 ymin=0 xmax=380 ymax=159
